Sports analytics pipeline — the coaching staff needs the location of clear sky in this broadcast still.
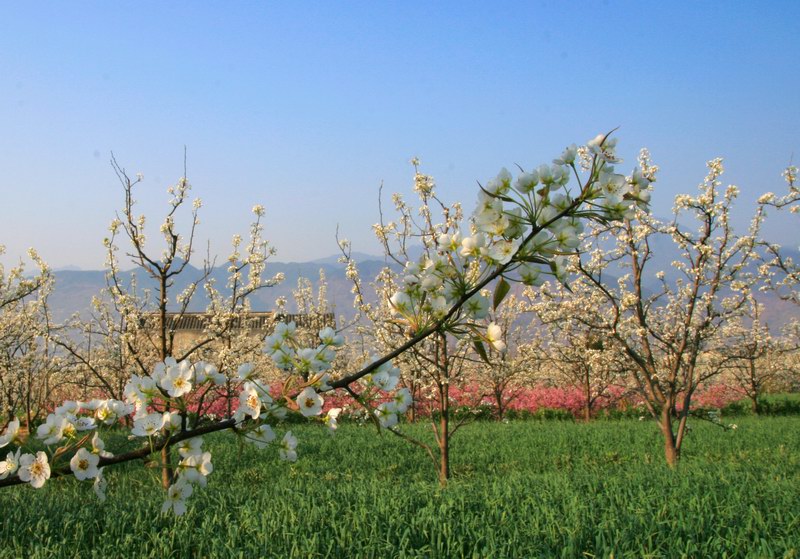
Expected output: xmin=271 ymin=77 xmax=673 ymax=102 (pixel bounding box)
xmin=1 ymin=1 xmax=798 ymax=270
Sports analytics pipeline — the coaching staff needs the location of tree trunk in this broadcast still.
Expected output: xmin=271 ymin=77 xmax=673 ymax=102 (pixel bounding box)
xmin=438 ymin=388 xmax=449 ymax=486
xmin=583 ymin=367 xmax=592 ymax=422
xmin=161 ymin=447 xmax=173 ymax=488
xmin=25 ymin=380 xmax=32 ymax=433
xmin=664 ymin=436 xmax=679 ymax=467
xmin=749 ymin=364 xmax=761 ymax=415
xmin=409 ymin=381 xmax=419 ymax=423
xmin=226 ymin=379 xmax=233 ymax=418
xmin=659 ymin=408 xmax=679 ymax=467
xmin=494 ymin=386 xmax=505 ymax=421
xmin=159 ymin=275 xmax=169 ymax=361
xmin=158 ymin=273 xmax=173 ymax=489
xmin=437 ymin=333 xmax=450 ymax=486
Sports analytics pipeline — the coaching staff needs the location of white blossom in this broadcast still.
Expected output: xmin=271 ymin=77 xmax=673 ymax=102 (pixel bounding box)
xmin=295 ymin=387 xmax=324 ymax=417
xmin=70 ymin=448 xmax=100 ymax=481
xmin=162 ymin=480 xmax=193 ymax=516
xmin=0 ymin=449 xmax=21 ymax=480
xmin=18 ymin=452 xmax=50 ymax=489
xmin=279 ymin=431 xmax=298 ymax=462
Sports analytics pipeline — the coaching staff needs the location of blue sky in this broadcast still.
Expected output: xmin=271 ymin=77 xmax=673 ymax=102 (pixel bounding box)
xmin=1 ymin=2 xmax=798 ymax=269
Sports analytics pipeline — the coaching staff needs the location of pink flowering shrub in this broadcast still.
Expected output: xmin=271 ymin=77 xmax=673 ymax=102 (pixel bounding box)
xmin=680 ymin=383 xmax=746 ymax=410
xmin=47 ymin=379 xmax=754 ymax=424
xmin=407 ymin=382 xmax=748 ymax=419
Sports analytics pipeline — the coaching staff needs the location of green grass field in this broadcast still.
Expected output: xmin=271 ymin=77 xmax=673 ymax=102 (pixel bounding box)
xmin=1 ymin=417 xmax=798 ymax=558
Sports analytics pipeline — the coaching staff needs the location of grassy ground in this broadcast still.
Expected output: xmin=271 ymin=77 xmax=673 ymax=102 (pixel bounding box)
xmin=1 ymin=417 xmax=798 ymax=558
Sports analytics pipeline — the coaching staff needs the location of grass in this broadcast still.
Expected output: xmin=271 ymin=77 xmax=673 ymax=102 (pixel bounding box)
xmin=1 ymin=417 xmax=798 ymax=558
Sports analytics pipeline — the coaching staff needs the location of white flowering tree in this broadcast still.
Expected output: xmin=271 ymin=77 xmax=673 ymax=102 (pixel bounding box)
xmin=339 ymin=137 xmax=650 ymax=483
xmin=0 ymin=247 xmax=66 ymax=428
xmin=56 ymin=159 xmax=279 ymax=488
xmin=281 ymin=272 xmax=339 ymax=379
xmin=571 ymin=154 xmax=763 ymax=465
xmin=530 ymin=281 xmax=631 ymax=421
xmin=758 ymin=165 xmax=800 ymax=306
xmin=757 ymin=165 xmax=800 ymax=379
xmin=715 ymin=296 xmax=795 ymax=414
xmin=0 ymin=247 xmax=50 ymax=312
xmin=472 ymin=292 xmax=541 ymax=420
xmin=188 ymin=204 xmax=283 ymax=417
xmin=51 ymin=290 xmax=145 ymax=406
xmin=337 ymin=166 xmax=481 ymax=485
xmin=0 ymin=133 xmax=651 ymax=511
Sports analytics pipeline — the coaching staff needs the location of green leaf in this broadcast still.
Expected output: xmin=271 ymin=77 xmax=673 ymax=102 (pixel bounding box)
xmin=473 ymin=339 xmax=490 ymax=364
xmin=493 ymin=277 xmax=511 ymax=310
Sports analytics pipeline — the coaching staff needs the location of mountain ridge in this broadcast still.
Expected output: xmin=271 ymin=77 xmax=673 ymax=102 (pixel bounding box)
xmin=45 ymin=248 xmax=800 ymax=331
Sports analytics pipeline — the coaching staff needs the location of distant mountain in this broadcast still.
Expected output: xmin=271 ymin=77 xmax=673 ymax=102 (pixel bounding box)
xmin=48 ymin=269 xmax=110 ymax=322
xmin=309 ymin=246 xmax=426 ymax=265
xmin=581 ymin=235 xmax=800 ymax=331
xmin=309 ymin=252 xmax=386 ymax=265
xmin=46 ymin=244 xmax=800 ymax=331
xmin=46 ymin=257 xmax=395 ymax=324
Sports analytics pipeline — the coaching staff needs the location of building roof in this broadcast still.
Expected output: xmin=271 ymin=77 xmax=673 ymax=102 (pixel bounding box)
xmin=144 ymin=311 xmax=334 ymax=332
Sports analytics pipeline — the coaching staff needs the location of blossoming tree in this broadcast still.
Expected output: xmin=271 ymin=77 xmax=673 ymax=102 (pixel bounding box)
xmin=758 ymin=165 xmax=800 ymax=307
xmin=472 ymin=292 xmax=541 ymax=420
xmin=570 ymin=154 xmax=763 ymax=465
xmin=0 ymin=133 xmax=652 ymax=512
xmin=715 ymin=295 xmax=796 ymax=414
xmin=337 ymin=164 xmax=485 ymax=484
xmin=529 ymin=282 xmax=631 ymax=421
xmin=0 ymin=247 xmax=66 ymax=428
xmin=339 ymin=137 xmax=649 ymax=483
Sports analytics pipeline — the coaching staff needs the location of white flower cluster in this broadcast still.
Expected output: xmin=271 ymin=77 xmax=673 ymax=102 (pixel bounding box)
xmin=0 ymin=400 xmax=123 ymax=499
xmin=263 ymin=321 xmax=413 ymax=433
xmin=359 ymin=361 xmax=413 ymax=429
xmin=0 ymin=351 xmax=313 ymax=516
xmin=160 ymin=436 xmax=214 ymax=515
xmin=264 ymin=323 xmax=342 ymax=377
xmin=387 ymin=251 xmax=513 ymax=352
xmin=386 ymin=133 xmax=653 ymax=351
xmin=124 ymin=359 xmax=227 ymax=437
